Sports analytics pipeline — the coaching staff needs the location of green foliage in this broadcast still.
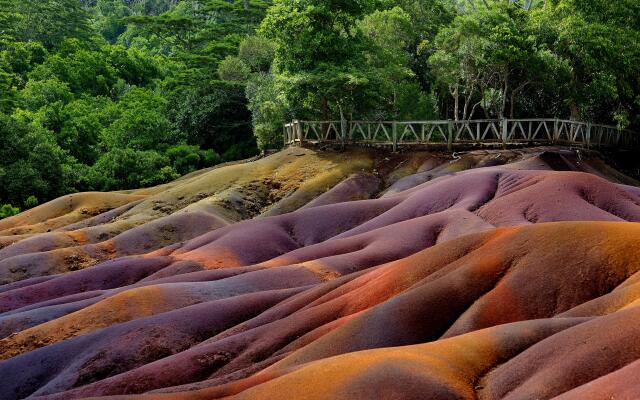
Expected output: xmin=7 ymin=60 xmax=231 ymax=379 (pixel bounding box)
xmin=0 ymin=42 xmax=47 ymax=85
xmin=166 ymin=144 xmax=222 ymax=174
xmin=246 ymin=0 xmax=442 ymax=142
xmin=0 ymin=63 xmax=16 ymax=113
xmin=218 ymin=56 xmax=251 ymax=82
xmin=167 ymin=80 xmax=256 ymax=155
xmin=246 ymin=73 xmax=288 ymax=149
xmin=259 ymin=0 xmax=373 ymax=119
xmin=1 ymin=0 xmax=639 ymax=205
xmin=19 ymin=79 xmax=73 ymax=110
xmin=0 ymin=0 xmax=264 ymax=205
xmin=529 ymin=0 xmax=640 ymax=123
xmin=28 ymin=42 xmax=118 ymax=96
xmin=86 ymin=148 xmax=178 ymax=190
xmin=239 ymin=36 xmax=276 ymax=72
xmin=25 ymin=195 xmax=38 ymax=209
xmin=102 ymin=87 xmax=177 ymax=150
xmin=0 ymin=0 xmax=19 ymax=48
xmin=0 ymin=114 xmax=74 ymax=205
xmin=9 ymin=0 xmax=92 ymax=49
xmin=59 ymin=96 xmax=116 ymax=164
xmin=429 ymin=3 xmax=567 ymax=119
xmin=0 ymin=204 xmax=20 ymax=219
xmin=94 ymin=0 xmax=132 ymax=43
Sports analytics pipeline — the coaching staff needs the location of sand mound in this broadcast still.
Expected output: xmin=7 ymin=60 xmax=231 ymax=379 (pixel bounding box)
xmin=0 ymin=147 xmax=639 ymax=400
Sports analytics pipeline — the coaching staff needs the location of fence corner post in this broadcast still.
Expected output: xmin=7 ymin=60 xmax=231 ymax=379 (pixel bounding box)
xmin=300 ymin=120 xmax=304 ymax=146
xmin=447 ymin=119 xmax=454 ymax=152
xmin=392 ymin=121 xmax=398 ymax=152
xmin=292 ymin=119 xmax=297 ymax=146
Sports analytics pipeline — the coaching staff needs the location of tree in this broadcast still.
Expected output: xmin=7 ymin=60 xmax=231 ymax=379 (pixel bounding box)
xmin=166 ymin=144 xmax=221 ymax=174
xmin=0 ymin=0 xmax=19 ymax=48
xmin=167 ymin=81 xmax=255 ymax=155
xmin=246 ymin=72 xmax=288 ymax=149
xmin=18 ymin=79 xmax=73 ymax=111
xmin=0 ymin=114 xmax=74 ymax=205
xmin=429 ymin=3 xmax=570 ymax=120
xmin=59 ymin=97 xmax=116 ymax=164
xmin=239 ymin=36 xmax=276 ymax=72
xmin=259 ymin=0 xmax=375 ymax=120
xmin=11 ymin=0 xmax=92 ymax=49
xmin=359 ymin=7 xmax=437 ymax=120
xmin=87 ymin=148 xmax=178 ymax=190
xmin=0 ymin=63 xmax=16 ymax=113
xmin=530 ymin=0 xmax=640 ymax=124
xmin=0 ymin=42 xmax=47 ymax=86
xmin=390 ymin=0 xmax=456 ymax=91
xmin=0 ymin=0 xmax=264 ymax=204
xmin=24 ymin=195 xmax=38 ymax=209
xmin=94 ymin=0 xmax=132 ymax=43
xmin=218 ymin=56 xmax=251 ymax=82
xmin=102 ymin=87 xmax=178 ymax=150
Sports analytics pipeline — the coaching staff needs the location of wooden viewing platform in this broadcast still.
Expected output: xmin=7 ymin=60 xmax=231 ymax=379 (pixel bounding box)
xmin=283 ymin=118 xmax=638 ymax=151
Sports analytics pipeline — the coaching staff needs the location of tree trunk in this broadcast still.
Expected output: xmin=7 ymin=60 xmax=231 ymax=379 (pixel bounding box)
xmin=570 ymin=101 xmax=580 ymax=120
xmin=453 ymin=85 xmax=459 ymax=121
xmin=500 ymin=74 xmax=509 ymax=120
xmin=321 ymin=97 xmax=329 ymax=121
xmin=510 ymin=91 xmax=515 ymax=119
xmin=462 ymin=84 xmax=476 ymax=120
xmin=321 ymin=97 xmax=329 ymax=136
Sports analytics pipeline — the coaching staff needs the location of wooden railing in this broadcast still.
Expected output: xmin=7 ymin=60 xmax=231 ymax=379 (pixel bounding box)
xmin=283 ymin=118 xmax=638 ymax=150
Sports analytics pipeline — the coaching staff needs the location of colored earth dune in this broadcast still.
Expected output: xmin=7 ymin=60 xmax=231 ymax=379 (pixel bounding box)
xmin=1 ymin=146 xmax=640 ymax=399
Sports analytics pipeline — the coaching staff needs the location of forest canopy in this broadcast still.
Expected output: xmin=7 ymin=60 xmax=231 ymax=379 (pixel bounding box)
xmin=0 ymin=0 xmax=639 ymax=214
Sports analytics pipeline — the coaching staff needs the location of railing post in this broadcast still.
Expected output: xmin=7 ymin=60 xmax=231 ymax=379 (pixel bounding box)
xmin=553 ymin=118 xmax=559 ymax=143
xmin=586 ymin=122 xmax=592 ymax=148
xmin=447 ymin=120 xmax=454 ymax=151
xmin=293 ymin=119 xmax=302 ymax=146
xmin=392 ymin=121 xmax=398 ymax=152
xmin=501 ymin=118 xmax=508 ymax=148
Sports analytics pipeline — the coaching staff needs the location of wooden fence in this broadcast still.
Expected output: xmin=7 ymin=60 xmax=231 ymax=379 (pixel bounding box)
xmin=283 ymin=118 xmax=638 ymax=151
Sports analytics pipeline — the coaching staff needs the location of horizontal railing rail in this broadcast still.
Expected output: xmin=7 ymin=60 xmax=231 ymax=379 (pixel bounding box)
xmin=284 ymin=118 xmax=637 ymax=150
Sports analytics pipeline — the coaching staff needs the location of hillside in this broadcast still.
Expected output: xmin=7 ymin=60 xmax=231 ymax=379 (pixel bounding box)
xmin=1 ymin=146 xmax=640 ymax=399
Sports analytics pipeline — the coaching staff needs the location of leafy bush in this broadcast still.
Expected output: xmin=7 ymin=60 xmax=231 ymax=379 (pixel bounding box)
xmin=0 ymin=114 xmax=74 ymax=205
xmin=0 ymin=203 xmax=20 ymax=219
xmin=217 ymin=56 xmax=250 ymax=82
xmin=239 ymin=36 xmax=275 ymax=72
xmin=25 ymin=195 xmax=38 ymax=208
xmin=166 ymin=144 xmax=222 ymax=175
xmin=87 ymin=148 xmax=178 ymax=191
xmin=246 ymin=73 xmax=287 ymax=149
xmin=102 ymin=87 xmax=178 ymax=151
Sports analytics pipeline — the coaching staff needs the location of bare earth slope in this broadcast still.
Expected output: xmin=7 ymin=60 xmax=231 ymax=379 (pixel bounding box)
xmin=1 ymin=146 xmax=639 ymax=400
